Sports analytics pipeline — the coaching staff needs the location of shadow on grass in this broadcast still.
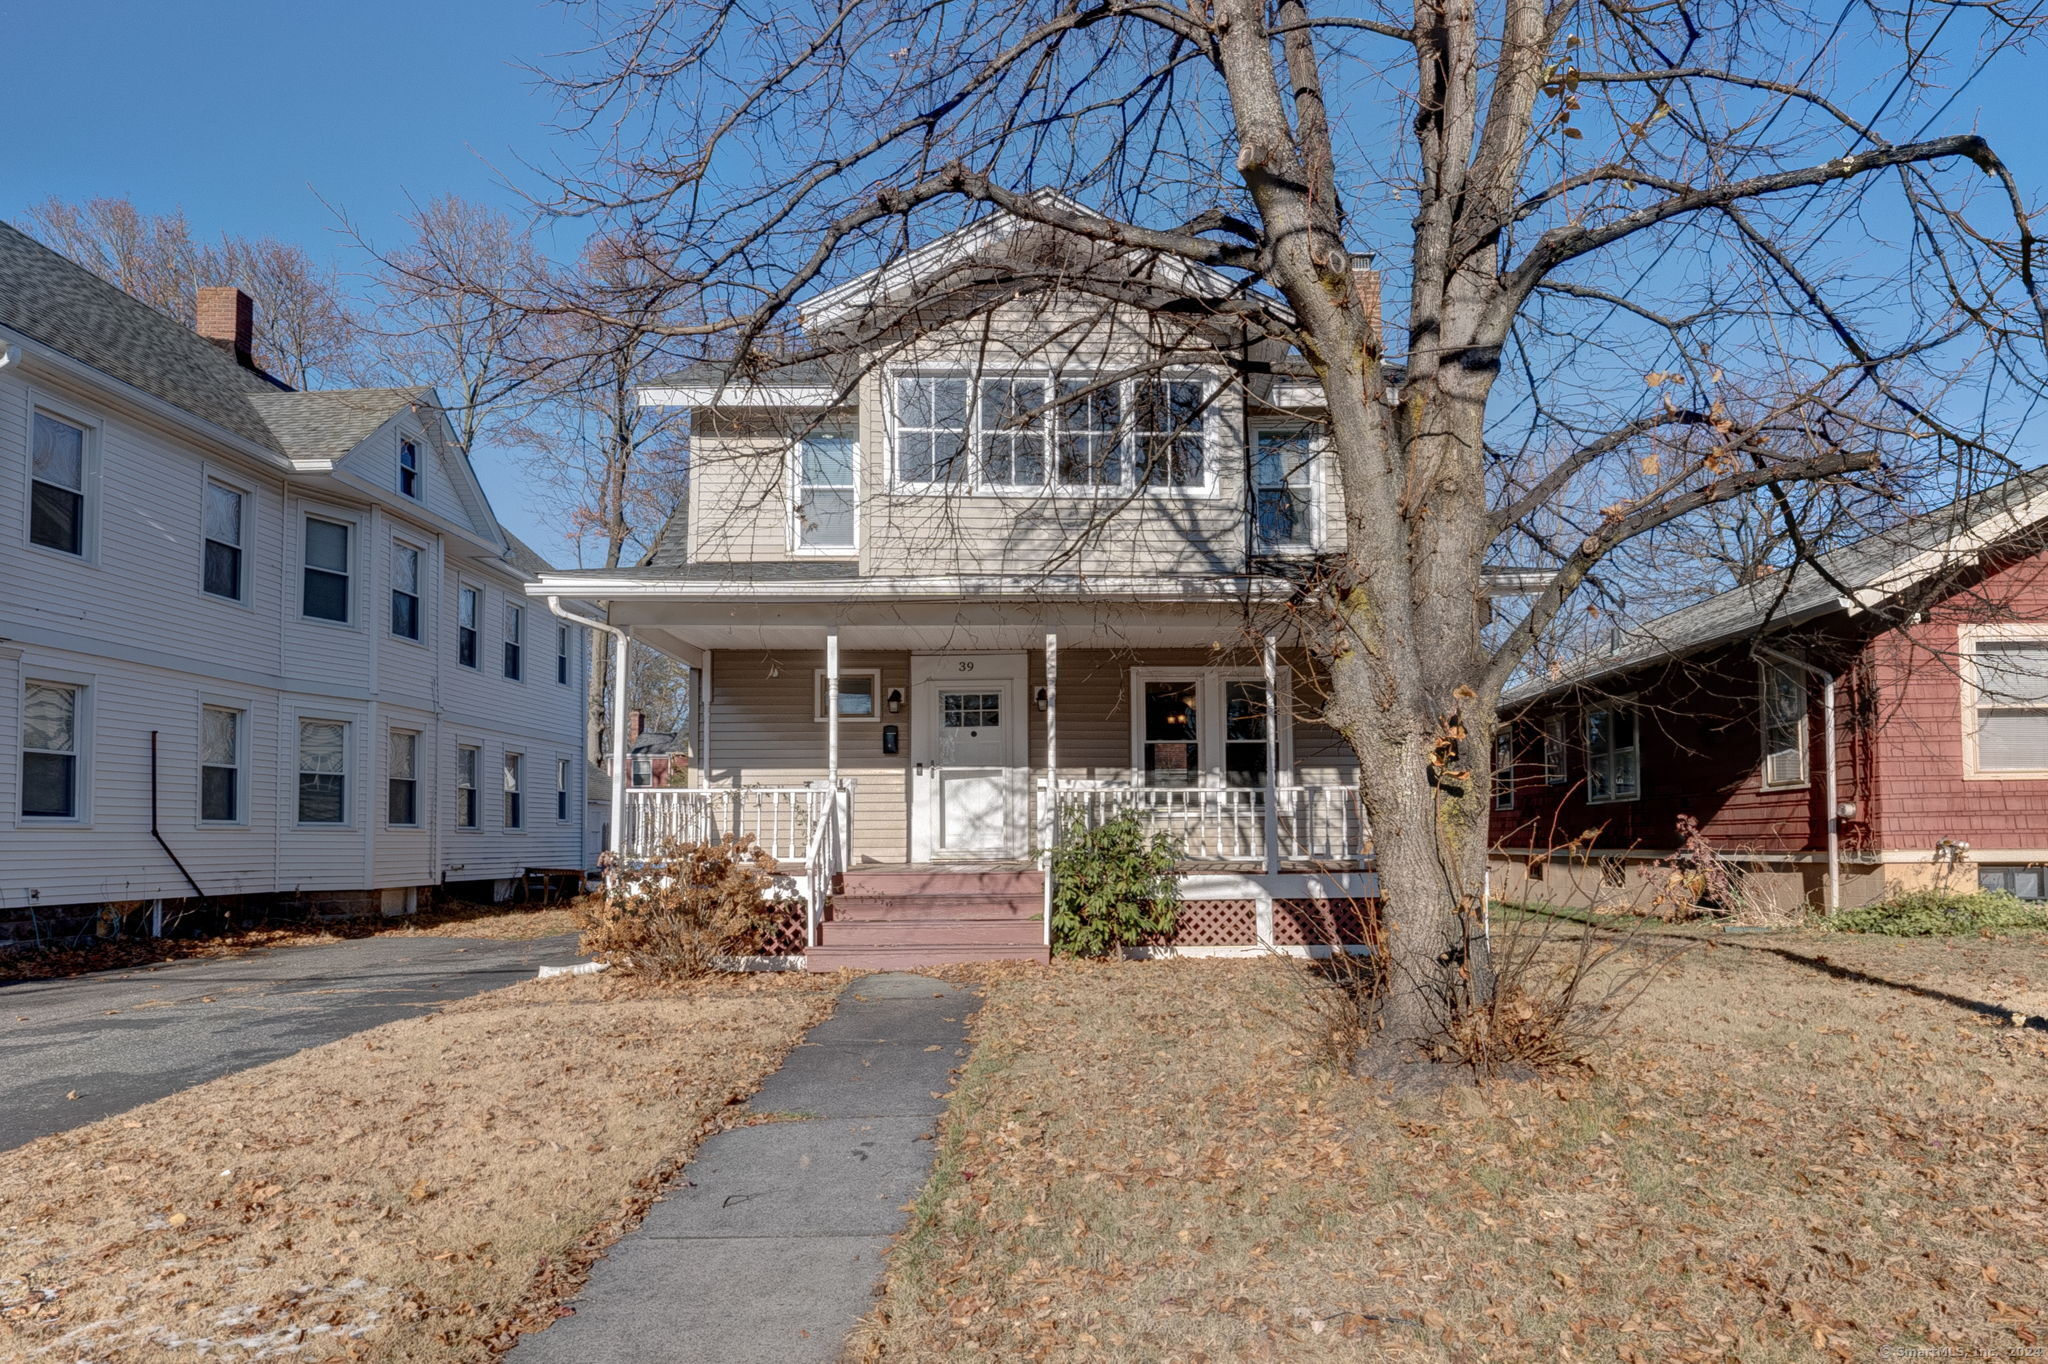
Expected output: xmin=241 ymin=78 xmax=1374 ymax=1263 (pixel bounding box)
xmin=1727 ymin=940 xmax=2048 ymax=1032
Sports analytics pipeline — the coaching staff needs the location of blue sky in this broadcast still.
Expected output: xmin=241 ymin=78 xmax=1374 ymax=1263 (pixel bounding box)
xmin=0 ymin=0 xmax=588 ymax=558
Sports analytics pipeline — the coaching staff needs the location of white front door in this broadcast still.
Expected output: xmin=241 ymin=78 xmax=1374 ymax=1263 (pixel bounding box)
xmin=910 ymin=654 xmax=1027 ymax=860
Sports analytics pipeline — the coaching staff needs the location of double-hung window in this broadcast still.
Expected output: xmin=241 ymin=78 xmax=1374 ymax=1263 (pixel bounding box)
xmin=794 ymin=433 xmax=857 ymax=551
xmin=1130 ymin=378 xmax=1206 ymax=487
xmin=458 ymin=586 xmax=480 ymax=668
xmin=1542 ymin=715 xmax=1568 ymax=784
xmin=456 ymin=745 xmax=480 ymax=828
xmin=390 ymin=542 xmax=422 ymax=640
xmin=203 ymin=481 xmax=244 ymax=600
xmin=1759 ymin=660 xmax=1809 ymax=788
xmin=1252 ymin=429 xmax=1316 ymax=552
xmin=387 ymin=730 xmax=419 ymax=826
xmin=556 ymin=624 xmax=572 ymax=685
xmin=297 ymin=719 xmax=348 ymax=824
xmin=1494 ymin=730 xmax=1516 ymax=810
xmin=979 ymin=378 xmax=1048 ymax=486
xmin=556 ymin=758 xmax=571 ymax=821
xmin=302 ymin=517 xmax=351 ymax=622
xmin=30 ymin=411 xmax=88 ymax=556
xmin=503 ymin=752 xmax=524 ymax=829
xmin=1140 ymin=679 xmax=1201 ymax=788
xmin=398 ymin=439 xmax=421 ymax=499
xmin=1971 ymin=640 xmax=2048 ymax=773
xmin=201 ymin=706 xmax=240 ymax=822
xmin=503 ymin=604 xmax=524 ymax=680
xmin=1054 ymin=379 xmax=1123 ymax=487
xmin=22 ymin=681 xmax=82 ymax=819
xmin=1585 ymin=706 xmax=1640 ymax=803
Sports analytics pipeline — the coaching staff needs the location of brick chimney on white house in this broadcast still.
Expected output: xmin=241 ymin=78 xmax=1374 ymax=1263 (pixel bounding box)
xmin=196 ymin=286 xmax=255 ymax=367
xmin=629 ymin=710 xmax=647 ymax=741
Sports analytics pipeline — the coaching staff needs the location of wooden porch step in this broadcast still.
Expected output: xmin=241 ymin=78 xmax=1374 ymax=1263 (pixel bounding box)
xmin=829 ymin=893 xmax=1042 ymax=921
xmin=837 ymin=869 xmax=1043 ymax=897
xmin=820 ymin=917 xmax=1044 ymax=946
xmin=805 ymin=942 xmax=1050 ymax=971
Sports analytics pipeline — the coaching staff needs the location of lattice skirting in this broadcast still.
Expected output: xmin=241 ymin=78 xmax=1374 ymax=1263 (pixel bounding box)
xmin=747 ymin=900 xmax=810 ymax=957
xmin=1145 ymin=898 xmax=1259 ymax=947
xmin=1271 ymin=897 xmax=1381 ymax=948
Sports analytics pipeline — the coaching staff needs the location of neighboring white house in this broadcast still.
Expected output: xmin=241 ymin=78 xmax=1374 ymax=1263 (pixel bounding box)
xmin=0 ymin=222 xmax=590 ymax=942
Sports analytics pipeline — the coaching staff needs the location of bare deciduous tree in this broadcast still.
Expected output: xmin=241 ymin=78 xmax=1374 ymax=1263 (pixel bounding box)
xmin=530 ymin=0 xmax=2046 ymax=1068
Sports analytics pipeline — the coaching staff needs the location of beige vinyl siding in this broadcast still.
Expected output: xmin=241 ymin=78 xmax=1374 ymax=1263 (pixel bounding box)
xmin=688 ymin=420 xmax=810 ymax=563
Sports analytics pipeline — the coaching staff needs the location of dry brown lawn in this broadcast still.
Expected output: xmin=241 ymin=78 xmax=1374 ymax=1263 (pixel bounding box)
xmin=0 ymin=971 xmax=834 ymax=1362
xmin=855 ymin=930 xmax=2048 ymax=1362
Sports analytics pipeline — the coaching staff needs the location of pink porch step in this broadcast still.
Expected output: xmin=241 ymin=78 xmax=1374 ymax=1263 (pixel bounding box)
xmin=805 ymin=866 xmax=1049 ymax=971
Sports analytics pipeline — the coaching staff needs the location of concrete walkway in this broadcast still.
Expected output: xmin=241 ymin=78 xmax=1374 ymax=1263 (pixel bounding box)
xmin=0 ymin=932 xmax=583 ymax=1151
xmin=511 ymin=972 xmax=978 ymax=1364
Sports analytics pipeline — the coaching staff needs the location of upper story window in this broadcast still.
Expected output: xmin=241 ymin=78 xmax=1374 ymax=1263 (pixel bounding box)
xmin=30 ymin=411 xmax=89 ymax=557
xmin=503 ymin=603 xmax=524 ymax=680
xmin=22 ymin=681 xmax=82 ymax=819
xmin=390 ymin=542 xmax=422 ymax=640
xmin=892 ymin=371 xmax=1210 ymax=492
xmin=297 ymin=718 xmax=348 ymax=824
xmin=1585 ymin=705 xmax=1640 ymax=804
xmin=795 ymin=433 xmax=857 ymax=551
xmin=302 ymin=516 xmax=351 ymax=623
xmin=556 ymin=624 xmax=573 ymax=685
xmin=201 ymin=706 xmax=241 ymax=823
xmin=203 ymin=481 xmax=245 ymax=600
xmin=387 ymin=729 xmax=420 ymax=826
xmin=1760 ymin=660 xmax=1809 ymax=789
xmin=1971 ymin=640 xmax=2048 ymax=774
xmin=458 ymin=586 xmax=480 ymax=668
xmin=1252 ymin=429 xmax=1316 ymax=552
xmin=398 ymin=439 xmax=421 ymax=499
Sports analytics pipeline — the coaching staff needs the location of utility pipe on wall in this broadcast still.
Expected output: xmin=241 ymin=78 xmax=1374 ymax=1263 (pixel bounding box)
xmin=544 ymin=597 xmax=631 ymax=866
xmin=1758 ymin=647 xmax=1840 ymax=916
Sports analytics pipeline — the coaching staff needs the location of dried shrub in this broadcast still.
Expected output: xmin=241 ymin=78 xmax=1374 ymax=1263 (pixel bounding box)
xmin=576 ymin=835 xmax=780 ymax=980
xmin=1423 ymin=910 xmax=1683 ymax=1076
xmin=1645 ymin=815 xmax=1787 ymax=924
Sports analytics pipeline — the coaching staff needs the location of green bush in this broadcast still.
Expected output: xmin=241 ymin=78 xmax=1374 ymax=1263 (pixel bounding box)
xmin=1049 ymin=811 xmax=1182 ymax=956
xmin=1830 ymin=887 xmax=2048 ymax=937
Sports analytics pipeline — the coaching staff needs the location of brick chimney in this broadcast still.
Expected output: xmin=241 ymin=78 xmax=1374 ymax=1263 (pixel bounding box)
xmin=629 ymin=709 xmax=647 ymax=741
xmin=196 ymin=286 xmax=255 ymax=367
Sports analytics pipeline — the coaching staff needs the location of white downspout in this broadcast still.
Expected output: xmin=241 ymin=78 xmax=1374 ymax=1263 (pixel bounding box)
xmin=545 ymin=597 xmax=631 ymax=867
xmin=1760 ymin=647 xmax=1840 ymax=916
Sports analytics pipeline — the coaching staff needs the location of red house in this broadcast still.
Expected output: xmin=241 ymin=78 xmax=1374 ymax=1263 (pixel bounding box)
xmin=1490 ymin=472 xmax=2048 ymax=914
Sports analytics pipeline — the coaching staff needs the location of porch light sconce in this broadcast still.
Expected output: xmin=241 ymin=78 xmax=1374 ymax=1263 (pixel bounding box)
xmin=885 ymin=687 xmax=904 ymax=714
xmin=1033 ymin=686 xmax=1048 ymax=712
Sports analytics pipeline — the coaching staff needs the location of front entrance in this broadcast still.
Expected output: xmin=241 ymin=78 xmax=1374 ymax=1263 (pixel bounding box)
xmin=910 ymin=653 xmax=1028 ymax=861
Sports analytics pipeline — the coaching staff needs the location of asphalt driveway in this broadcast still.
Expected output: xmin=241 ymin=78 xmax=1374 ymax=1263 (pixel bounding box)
xmin=0 ymin=931 xmax=583 ymax=1151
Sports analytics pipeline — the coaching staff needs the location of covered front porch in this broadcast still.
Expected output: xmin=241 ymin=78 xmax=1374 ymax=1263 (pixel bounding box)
xmin=560 ymin=574 xmax=1378 ymax=957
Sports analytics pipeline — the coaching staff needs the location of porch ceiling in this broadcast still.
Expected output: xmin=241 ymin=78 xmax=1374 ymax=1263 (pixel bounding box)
xmin=613 ymin=595 xmax=1278 ymax=654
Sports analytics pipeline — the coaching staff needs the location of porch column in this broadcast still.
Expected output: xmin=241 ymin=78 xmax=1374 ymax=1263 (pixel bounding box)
xmin=1262 ymin=634 xmax=1281 ymax=877
xmin=1043 ymin=629 xmax=1058 ymax=949
xmin=608 ymin=626 xmax=631 ymax=863
xmin=824 ymin=626 xmax=841 ymax=789
xmin=696 ymin=653 xmax=714 ymax=787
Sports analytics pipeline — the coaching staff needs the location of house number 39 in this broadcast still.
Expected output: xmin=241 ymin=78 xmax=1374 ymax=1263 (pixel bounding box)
xmin=956 ymin=661 xmax=975 ymax=672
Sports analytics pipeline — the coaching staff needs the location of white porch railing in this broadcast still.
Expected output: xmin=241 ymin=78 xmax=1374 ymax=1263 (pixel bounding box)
xmin=1046 ymin=780 xmax=1370 ymax=866
xmin=621 ymin=785 xmax=829 ymax=863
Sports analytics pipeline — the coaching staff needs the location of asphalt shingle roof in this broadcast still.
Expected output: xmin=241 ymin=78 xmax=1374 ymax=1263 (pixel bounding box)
xmin=644 ymin=354 xmax=866 ymax=391
xmin=246 ymin=387 xmax=434 ymax=463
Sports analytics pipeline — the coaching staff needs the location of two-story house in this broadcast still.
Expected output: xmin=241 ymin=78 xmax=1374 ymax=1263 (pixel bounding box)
xmin=0 ymin=222 xmax=591 ymax=945
xmin=530 ymin=203 xmax=1532 ymax=967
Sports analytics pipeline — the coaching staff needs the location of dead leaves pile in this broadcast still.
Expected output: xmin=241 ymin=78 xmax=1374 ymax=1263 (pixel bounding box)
xmin=852 ymin=941 xmax=2048 ymax=1362
xmin=0 ymin=973 xmax=832 ymax=1362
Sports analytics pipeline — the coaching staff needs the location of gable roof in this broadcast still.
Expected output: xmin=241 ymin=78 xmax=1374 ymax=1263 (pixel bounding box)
xmin=247 ymin=387 xmax=437 ymax=463
xmin=1511 ymin=465 xmax=2048 ymax=703
xmin=500 ymin=531 xmax=555 ymax=576
xmin=0 ymin=220 xmax=287 ymax=449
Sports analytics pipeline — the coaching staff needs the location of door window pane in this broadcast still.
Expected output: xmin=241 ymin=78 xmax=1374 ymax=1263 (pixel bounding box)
xmin=1143 ymin=680 xmax=1199 ymax=787
xmin=203 ymin=481 xmax=244 ymax=599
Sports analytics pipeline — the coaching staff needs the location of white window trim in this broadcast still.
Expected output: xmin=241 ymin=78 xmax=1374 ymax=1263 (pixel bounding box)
xmin=503 ymin=602 xmax=526 ymax=682
xmin=455 ymin=740 xmax=483 ymax=831
xmin=1542 ymin=714 xmax=1569 ymax=785
xmin=1493 ymin=730 xmax=1515 ymax=810
xmin=1126 ymin=666 xmax=1295 ymax=787
xmin=196 ymin=696 xmax=252 ymax=828
xmin=1583 ymin=702 xmax=1641 ymax=805
xmin=24 ymin=393 xmax=101 ymax=566
xmin=386 ymin=726 xmax=423 ymax=829
xmin=556 ymin=623 xmax=575 ymax=686
xmin=1960 ymin=623 xmax=2048 ymax=780
xmin=814 ymin=667 xmax=883 ymax=722
xmin=17 ymin=669 xmax=94 ymax=827
xmin=883 ymin=364 xmax=1226 ymax=499
xmin=297 ymin=503 xmax=361 ymax=630
xmin=1758 ymin=659 xmax=1811 ymax=791
xmin=397 ymin=432 xmax=424 ymax=501
xmin=293 ymin=711 xmax=356 ymax=829
xmin=788 ymin=430 xmax=861 ymax=557
xmin=503 ymin=750 xmax=526 ymax=832
xmin=556 ymin=755 xmax=573 ymax=822
xmin=456 ymin=581 xmax=484 ymax=670
xmin=199 ymin=468 xmax=255 ymax=608
xmin=1249 ymin=424 xmax=1325 ymax=556
xmin=389 ymin=537 xmax=427 ymax=646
